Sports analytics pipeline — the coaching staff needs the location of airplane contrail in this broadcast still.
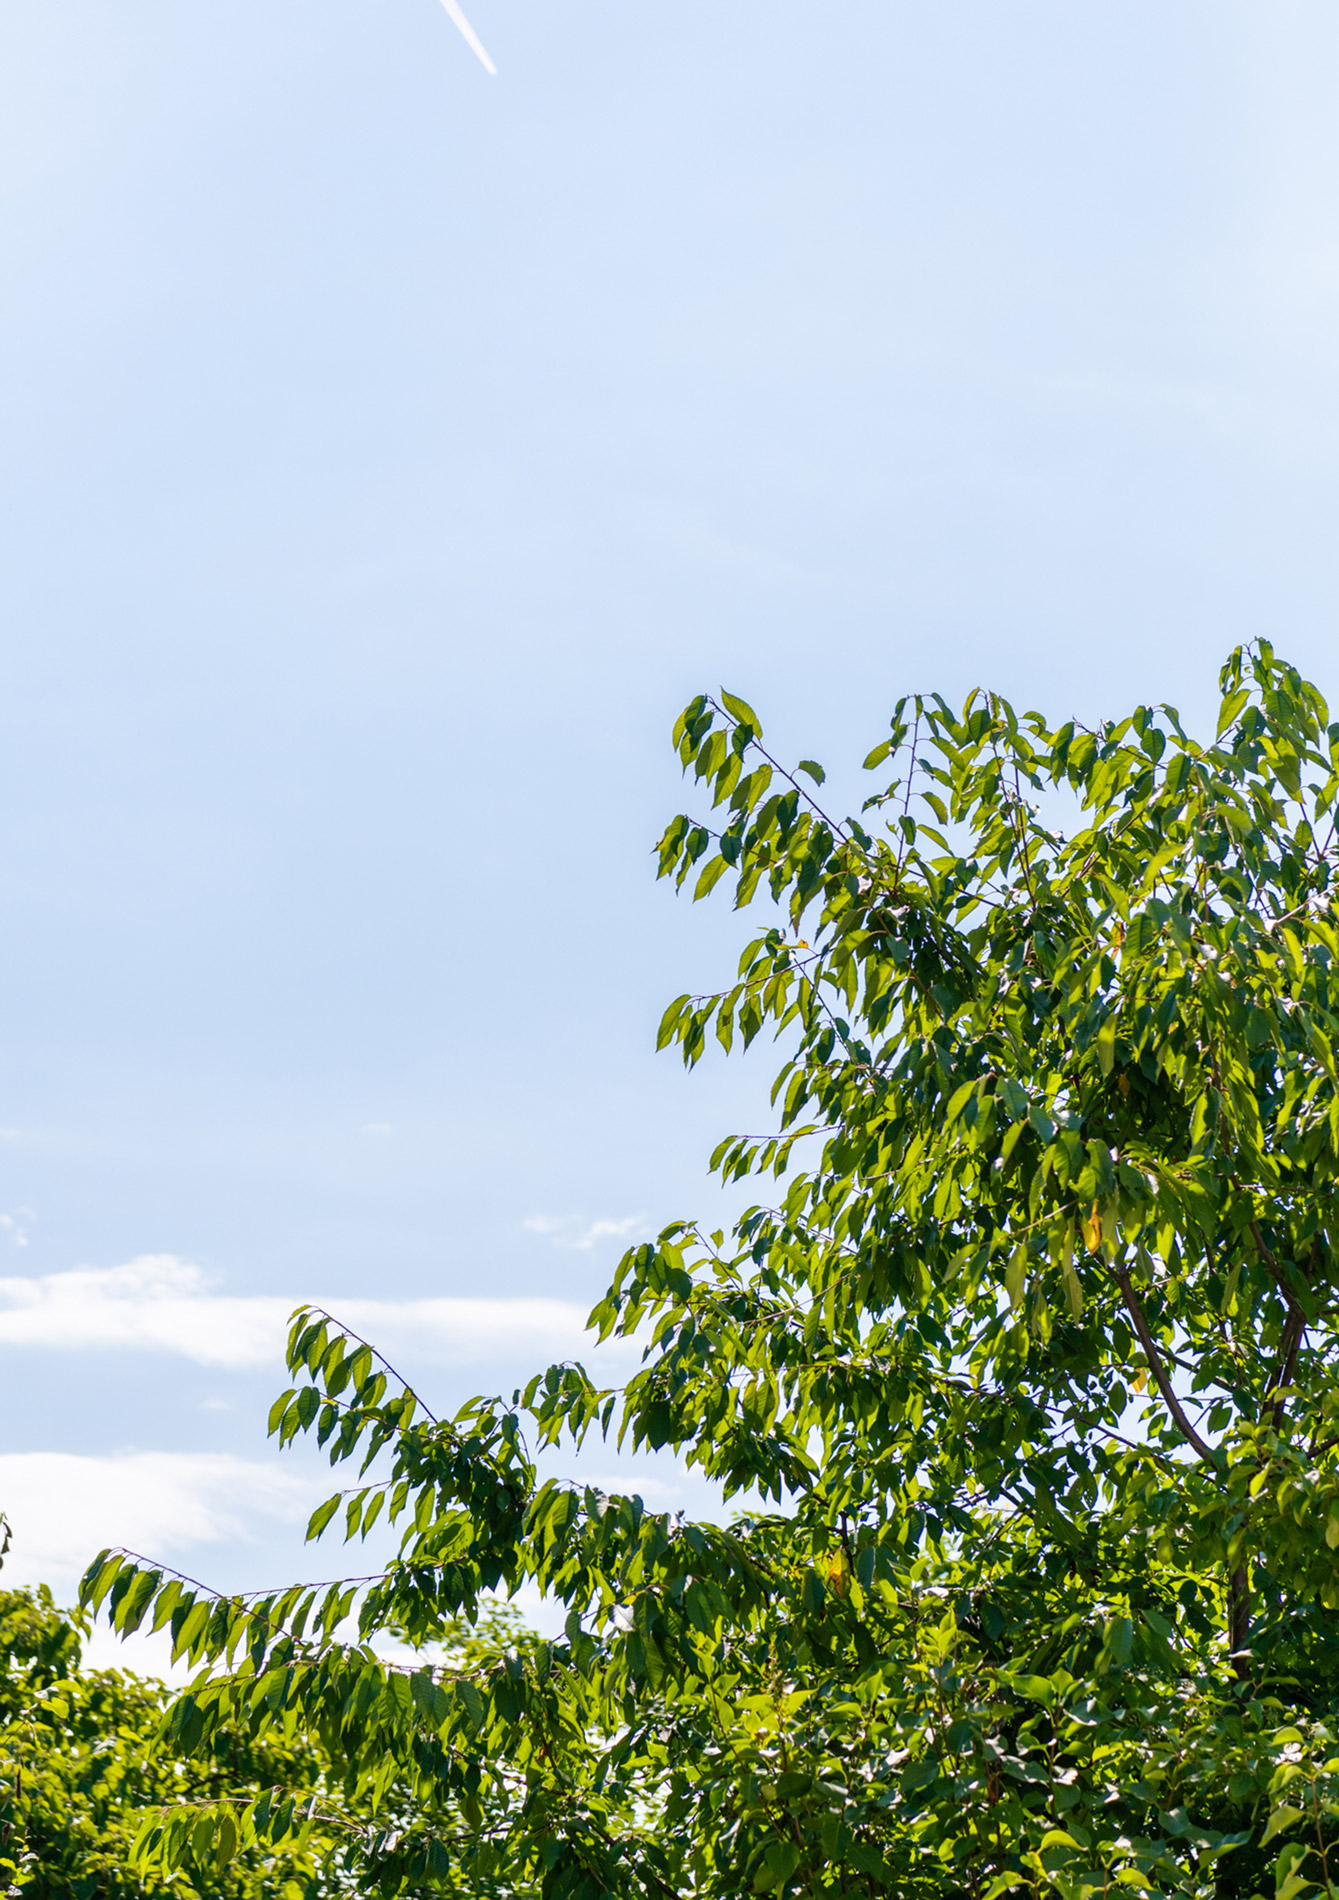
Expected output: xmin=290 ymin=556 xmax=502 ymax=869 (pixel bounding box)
xmin=439 ymin=0 xmax=498 ymax=74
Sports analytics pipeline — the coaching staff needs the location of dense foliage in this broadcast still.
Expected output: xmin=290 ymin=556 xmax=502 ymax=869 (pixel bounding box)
xmin=0 ymin=1568 xmax=536 ymax=1896
xmin=0 ymin=1577 xmax=340 ymax=1898
xmin=84 ymin=645 xmax=1339 ymax=1897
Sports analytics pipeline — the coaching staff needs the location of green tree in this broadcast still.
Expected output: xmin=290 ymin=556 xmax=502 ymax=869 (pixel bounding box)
xmin=85 ymin=644 xmax=1339 ymax=1897
xmin=0 ymin=1567 xmax=537 ymax=1895
xmin=0 ymin=1577 xmax=342 ymax=1897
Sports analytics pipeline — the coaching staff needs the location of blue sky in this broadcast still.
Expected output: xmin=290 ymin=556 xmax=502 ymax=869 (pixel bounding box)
xmin=3 ymin=0 xmax=1339 ymax=1656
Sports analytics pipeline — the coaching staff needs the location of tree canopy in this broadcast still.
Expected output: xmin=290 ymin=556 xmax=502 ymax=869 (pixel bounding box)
xmin=84 ymin=643 xmax=1339 ymax=1898
xmin=0 ymin=1568 xmax=537 ymax=1897
xmin=0 ymin=1577 xmax=339 ymax=1899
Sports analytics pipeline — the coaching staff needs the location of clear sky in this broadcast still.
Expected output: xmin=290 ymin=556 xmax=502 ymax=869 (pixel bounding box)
xmin=3 ymin=0 xmax=1339 ymax=1657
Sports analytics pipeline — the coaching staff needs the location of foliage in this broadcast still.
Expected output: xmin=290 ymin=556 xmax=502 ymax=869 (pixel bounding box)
xmin=82 ymin=643 xmax=1339 ymax=1897
xmin=0 ymin=1575 xmax=537 ymax=1896
xmin=0 ymin=1580 xmax=343 ymax=1897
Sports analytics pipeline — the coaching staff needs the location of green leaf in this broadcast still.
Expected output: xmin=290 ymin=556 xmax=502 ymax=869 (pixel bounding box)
xmin=1263 ymin=1805 xmax=1306 ymax=1844
xmin=214 ymin=1810 xmax=239 ymax=1869
xmin=1217 ymin=686 xmax=1251 ymax=737
xmin=1104 ymin=1614 xmax=1133 ymax=1667
xmin=720 ymin=689 xmax=761 ymax=734
xmin=1005 ymin=1246 xmax=1026 ymax=1312
xmin=656 ymin=995 xmax=690 ymax=1051
xmin=1095 ymin=1018 xmax=1117 ymax=1078
xmin=1010 ymin=1674 xmax=1055 ymax=1703
xmin=797 ymin=759 xmax=826 ymax=786
xmin=305 ymin=1495 xmax=341 ymax=1542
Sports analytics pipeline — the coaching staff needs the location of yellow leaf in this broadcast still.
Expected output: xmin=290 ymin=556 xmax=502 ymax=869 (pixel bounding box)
xmin=1083 ymin=1206 xmax=1103 ymax=1253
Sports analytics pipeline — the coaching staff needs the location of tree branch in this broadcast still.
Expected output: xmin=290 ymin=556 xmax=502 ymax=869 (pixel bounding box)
xmin=1248 ymin=1221 xmax=1305 ymax=1322
xmin=1266 ymin=1304 xmax=1305 ymax=1432
xmin=1228 ymin=1564 xmax=1251 ymax=1681
xmin=1111 ymin=1264 xmax=1216 ymax=1461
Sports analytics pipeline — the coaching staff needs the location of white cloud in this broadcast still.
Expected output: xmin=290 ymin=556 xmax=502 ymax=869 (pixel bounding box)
xmin=0 ymin=1449 xmax=327 ymax=1678
xmin=0 ymin=1256 xmax=289 ymax=1366
xmin=574 ymin=1472 xmax=683 ymax=1504
xmin=341 ymin=1297 xmax=621 ymax=1366
xmin=0 ymin=1255 xmax=635 ymax=1372
xmin=0 ymin=1450 xmax=316 ymax=1595
xmin=524 ymin=1213 xmax=646 ymax=1251
xmin=562 ymin=1216 xmax=645 ymax=1251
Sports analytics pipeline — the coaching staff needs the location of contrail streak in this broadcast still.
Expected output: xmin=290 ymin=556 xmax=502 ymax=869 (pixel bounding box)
xmin=439 ymin=0 xmax=498 ymax=74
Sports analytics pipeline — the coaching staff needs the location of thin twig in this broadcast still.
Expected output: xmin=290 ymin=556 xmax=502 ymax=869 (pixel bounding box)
xmin=292 ymin=1305 xmax=439 ymax=1425
xmin=1246 ymin=1223 xmax=1305 ymax=1322
xmin=708 ymin=697 xmax=851 ymax=845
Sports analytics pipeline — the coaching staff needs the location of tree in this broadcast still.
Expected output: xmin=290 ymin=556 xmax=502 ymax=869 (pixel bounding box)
xmin=85 ymin=643 xmax=1339 ymax=1897
xmin=0 ymin=1577 xmax=341 ymax=1897
xmin=0 ymin=1565 xmax=539 ymax=1895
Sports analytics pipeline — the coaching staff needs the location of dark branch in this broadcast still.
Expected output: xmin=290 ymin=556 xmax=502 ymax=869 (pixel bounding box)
xmin=1111 ymin=1264 xmax=1216 ymax=1462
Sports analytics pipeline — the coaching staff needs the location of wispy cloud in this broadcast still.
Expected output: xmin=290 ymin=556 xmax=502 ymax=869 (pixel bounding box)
xmin=522 ymin=1214 xmax=571 ymax=1236
xmin=0 ymin=1257 xmax=287 ymax=1365
xmin=0 ymin=1448 xmax=326 ymax=1675
xmin=563 ymin=1216 xmax=645 ymax=1252
xmin=0 ymin=1256 xmax=629 ymax=1371
xmin=0 ymin=1450 xmax=694 ymax=1667
xmin=524 ymin=1214 xmax=646 ymax=1252
xmin=0 ymin=1449 xmax=317 ymax=1593
xmin=0 ymin=1210 xmax=32 ymax=1248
